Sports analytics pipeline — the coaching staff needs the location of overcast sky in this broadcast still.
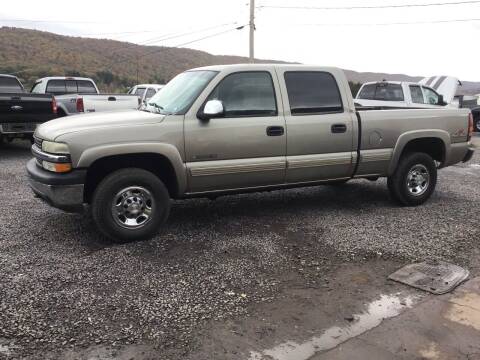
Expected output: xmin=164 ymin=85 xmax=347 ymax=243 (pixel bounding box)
xmin=1 ymin=0 xmax=479 ymax=81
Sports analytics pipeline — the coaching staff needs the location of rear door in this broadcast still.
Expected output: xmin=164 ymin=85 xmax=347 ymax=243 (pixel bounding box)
xmin=277 ymin=69 xmax=356 ymax=183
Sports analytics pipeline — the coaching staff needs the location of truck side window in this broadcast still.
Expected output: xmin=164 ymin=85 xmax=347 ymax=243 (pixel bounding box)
xmin=284 ymin=71 xmax=343 ymax=115
xmin=135 ymin=87 xmax=147 ymax=98
xmin=410 ymin=85 xmax=424 ymax=104
xmin=422 ymin=87 xmax=439 ymax=105
xmin=357 ymin=84 xmax=376 ymax=100
xmin=145 ymin=88 xmax=157 ymax=101
xmin=46 ymin=80 xmax=67 ymax=95
xmin=207 ymin=71 xmax=277 ymax=117
xmin=77 ymin=80 xmax=97 ymax=94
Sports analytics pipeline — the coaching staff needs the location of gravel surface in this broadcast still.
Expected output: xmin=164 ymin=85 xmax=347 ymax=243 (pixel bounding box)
xmin=0 ymin=137 xmax=479 ymax=359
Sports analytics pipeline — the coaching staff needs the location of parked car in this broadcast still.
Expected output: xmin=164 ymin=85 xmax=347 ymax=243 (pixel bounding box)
xmin=28 ymin=64 xmax=475 ymax=242
xmin=128 ymin=84 xmax=164 ymax=105
xmin=355 ymin=76 xmax=460 ymax=108
xmin=0 ymin=74 xmax=57 ymax=144
xmin=31 ymin=77 xmax=139 ymax=116
xmin=473 ymin=107 xmax=480 ymax=132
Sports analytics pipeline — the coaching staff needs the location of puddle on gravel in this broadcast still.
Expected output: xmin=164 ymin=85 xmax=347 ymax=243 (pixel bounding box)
xmin=249 ymin=293 xmax=419 ymax=360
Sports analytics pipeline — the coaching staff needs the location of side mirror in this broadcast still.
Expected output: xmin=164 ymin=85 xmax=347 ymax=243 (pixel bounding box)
xmin=199 ymin=99 xmax=224 ymax=121
xmin=437 ymin=95 xmax=446 ymax=106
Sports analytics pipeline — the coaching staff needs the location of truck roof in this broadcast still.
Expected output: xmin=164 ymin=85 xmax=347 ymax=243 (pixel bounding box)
xmin=134 ymin=84 xmax=164 ymax=88
xmin=189 ymin=63 xmax=341 ymax=72
xmin=0 ymin=74 xmax=20 ymax=79
xmin=361 ymin=81 xmax=417 ymax=86
xmin=35 ymin=76 xmax=94 ymax=82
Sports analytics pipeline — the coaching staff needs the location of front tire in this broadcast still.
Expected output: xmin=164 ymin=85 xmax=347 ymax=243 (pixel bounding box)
xmin=387 ymin=152 xmax=437 ymax=206
xmin=475 ymin=117 xmax=480 ymax=133
xmin=91 ymin=168 xmax=170 ymax=243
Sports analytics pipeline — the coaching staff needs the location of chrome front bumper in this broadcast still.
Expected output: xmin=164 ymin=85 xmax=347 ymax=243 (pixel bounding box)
xmin=28 ymin=177 xmax=85 ymax=213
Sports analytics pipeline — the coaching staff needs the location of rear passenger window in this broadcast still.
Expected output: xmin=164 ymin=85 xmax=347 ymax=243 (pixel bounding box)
xmin=77 ymin=80 xmax=97 ymax=94
xmin=207 ymin=71 xmax=277 ymax=117
xmin=46 ymin=80 xmax=66 ymax=95
xmin=284 ymin=72 xmax=343 ymax=115
xmin=374 ymin=83 xmax=404 ymax=101
xmin=410 ymin=85 xmax=424 ymax=104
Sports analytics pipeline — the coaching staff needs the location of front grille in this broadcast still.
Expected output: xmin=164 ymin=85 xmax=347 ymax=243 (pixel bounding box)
xmin=1 ymin=123 xmax=37 ymax=133
xmin=33 ymin=136 xmax=43 ymax=149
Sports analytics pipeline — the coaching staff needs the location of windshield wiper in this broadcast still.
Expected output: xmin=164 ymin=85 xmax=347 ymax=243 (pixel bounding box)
xmin=149 ymin=102 xmax=173 ymax=115
xmin=150 ymin=102 xmax=165 ymax=114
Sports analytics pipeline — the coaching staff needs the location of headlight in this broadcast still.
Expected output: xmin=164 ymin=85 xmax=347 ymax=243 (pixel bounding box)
xmin=42 ymin=161 xmax=72 ymax=173
xmin=42 ymin=141 xmax=70 ymax=154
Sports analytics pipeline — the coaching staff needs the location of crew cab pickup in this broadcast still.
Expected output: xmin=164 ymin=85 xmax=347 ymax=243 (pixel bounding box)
xmin=355 ymin=76 xmax=460 ymax=109
xmin=27 ymin=64 xmax=475 ymax=242
xmin=31 ymin=77 xmax=140 ymax=116
xmin=0 ymin=74 xmax=57 ymax=143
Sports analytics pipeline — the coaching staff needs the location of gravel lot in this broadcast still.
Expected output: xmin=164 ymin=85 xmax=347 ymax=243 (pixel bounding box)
xmin=0 ymin=137 xmax=479 ymax=359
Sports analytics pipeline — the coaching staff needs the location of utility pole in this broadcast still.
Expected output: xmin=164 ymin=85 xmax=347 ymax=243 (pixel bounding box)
xmin=249 ymin=0 xmax=255 ymax=63
xmin=136 ymin=54 xmax=139 ymax=84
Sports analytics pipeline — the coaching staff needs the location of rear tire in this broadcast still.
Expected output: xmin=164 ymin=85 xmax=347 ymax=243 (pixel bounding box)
xmin=91 ymin=168 xmax=170 ymax=243
xmin=387 ymin=152 xmax=437 ymax=206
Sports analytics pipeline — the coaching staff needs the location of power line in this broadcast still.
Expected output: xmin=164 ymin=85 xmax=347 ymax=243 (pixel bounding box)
xmin=111 ymin=25 xmax=247 ymax=67
xmin=258 ymin=0 xmax=480 ymax=10
xmin=288 ymin=17 xmax=480 ymax=26
xmin=0 ymin=18 xmax=105 ymax=24
xmin=105 ymin=22 xmax=239 ymax=64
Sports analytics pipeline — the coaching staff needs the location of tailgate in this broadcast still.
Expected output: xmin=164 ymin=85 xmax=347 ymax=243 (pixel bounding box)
xmin=83 ymin=95 xmax=139 ymax=113
xmin=0 ymin=94 xmax=57 ymax=124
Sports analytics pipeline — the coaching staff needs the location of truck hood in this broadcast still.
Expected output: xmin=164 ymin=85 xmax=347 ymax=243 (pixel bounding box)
xmin=36 ymin=110 xmax=165 ymax=140
xmin=418 ymin=76 xmax=460 ymax=104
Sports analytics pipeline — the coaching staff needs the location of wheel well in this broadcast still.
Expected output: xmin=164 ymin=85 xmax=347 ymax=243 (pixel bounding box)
xmin=401 ymin=137 xmax=446 ymax=164
xmin=84 ymin=153 xmax=179 ymax=203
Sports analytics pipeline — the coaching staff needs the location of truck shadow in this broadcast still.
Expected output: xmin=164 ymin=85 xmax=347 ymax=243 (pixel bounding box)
xmin=62 ymin=180 xmax=394 ymax=252
xmin=168 ymin=180 xmax=392 ymax=227
xmin=0 ymin=140 xmax=32 ymax=158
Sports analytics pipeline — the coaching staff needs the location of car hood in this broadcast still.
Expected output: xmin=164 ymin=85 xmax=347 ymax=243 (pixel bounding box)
xmin=36 ymin=110 xmax=165 ymax=141
xmin=418 ymin=76 xmax=460 ymax=104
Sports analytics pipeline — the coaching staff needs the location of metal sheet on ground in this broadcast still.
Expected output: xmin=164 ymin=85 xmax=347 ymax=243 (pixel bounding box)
xmin=388 ymin=261 xmax=469 ymax=295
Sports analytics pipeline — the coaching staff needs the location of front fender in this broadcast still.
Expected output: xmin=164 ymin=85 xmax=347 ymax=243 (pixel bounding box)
xmin=76 ymin=142 xmax=187 ymax=195
xmin=388 ymin=130 xmax=450 ymax=175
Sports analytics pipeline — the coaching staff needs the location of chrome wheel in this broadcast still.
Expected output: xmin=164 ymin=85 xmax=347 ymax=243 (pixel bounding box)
xmin=111 ymin=186 xmax=154 ymax=229
xmin=406 ymin=164 xmax=430 ymax=196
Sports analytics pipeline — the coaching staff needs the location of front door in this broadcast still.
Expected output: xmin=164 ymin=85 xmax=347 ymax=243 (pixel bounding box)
xmin=184 ymin=70 xmax=286 ymax=193
xmin=277 ymin=69 xmax=356 ymax=183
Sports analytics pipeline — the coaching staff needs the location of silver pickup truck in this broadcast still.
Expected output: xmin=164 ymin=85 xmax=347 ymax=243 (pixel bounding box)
xmin=31 ymin=77 xmax=140 ymax=116
xmin=27 ymin=64 xmax=475 ymax=242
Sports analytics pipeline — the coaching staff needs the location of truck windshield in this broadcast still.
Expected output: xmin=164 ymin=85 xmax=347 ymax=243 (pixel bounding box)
xmin=147 ymin=70 xmax=218 ymax=115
